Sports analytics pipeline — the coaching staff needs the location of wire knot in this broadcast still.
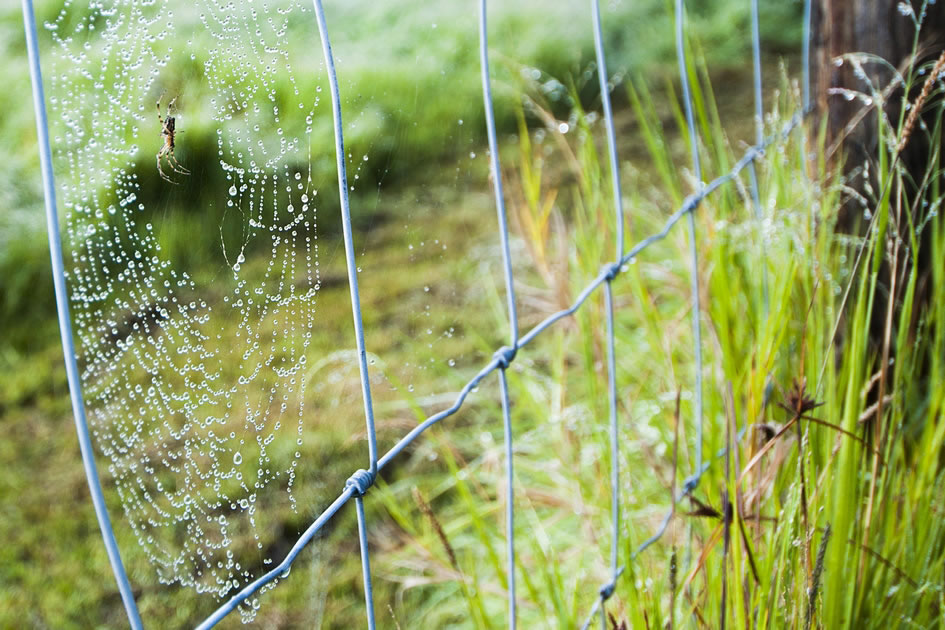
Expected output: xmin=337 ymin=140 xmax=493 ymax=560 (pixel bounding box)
xmin=681 ymin=473 xmax=700 ymax=496
xmin=599 ymin=580 xmax=616 ymax=601
xmin=345 ymin=468 xmax=376 ymax=496
xmin=602 ymin=262 xmax=622 ymax=282
xmin=493 ymin=345 xmax=517 ymax=369
xmin=682 ymin=194 xmax=702 ymax=216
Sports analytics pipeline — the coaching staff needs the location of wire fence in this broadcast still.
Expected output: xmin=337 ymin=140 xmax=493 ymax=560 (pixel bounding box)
xmin=22 ymin=0 xmax=813 ymax=627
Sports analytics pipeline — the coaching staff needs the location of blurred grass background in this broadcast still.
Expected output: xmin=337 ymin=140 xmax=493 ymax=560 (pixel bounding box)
xmin=7 ymin=1 xmax=945 ymax=629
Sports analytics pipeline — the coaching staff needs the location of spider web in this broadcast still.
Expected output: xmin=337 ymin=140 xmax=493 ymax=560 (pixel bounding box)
xmin=45 ymin=0 xmax=321 ymax=618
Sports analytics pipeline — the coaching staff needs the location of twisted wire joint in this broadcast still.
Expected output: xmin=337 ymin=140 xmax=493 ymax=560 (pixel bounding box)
xmin=602 ymin=261 xmax=622 ymax=282
xmin=681 ymin=473 xmax=700 ymax=496
xmin=345 ymin=469 xmax=377 ymax=496
xmin=599 ymin=580 xmax=616 ymax=600
xmin=493 ymin=345 xmax=518 ymax=370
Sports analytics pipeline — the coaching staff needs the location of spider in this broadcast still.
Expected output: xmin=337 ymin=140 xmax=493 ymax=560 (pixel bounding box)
xmin=156 ymin=94 xmax=191 ymax=184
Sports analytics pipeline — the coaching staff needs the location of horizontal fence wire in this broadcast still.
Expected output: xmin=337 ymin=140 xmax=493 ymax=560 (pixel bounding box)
xmin=22 ymin=0 xmax=814 ymax=625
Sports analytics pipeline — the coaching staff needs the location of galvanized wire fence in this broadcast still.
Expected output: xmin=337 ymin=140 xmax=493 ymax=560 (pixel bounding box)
xmin=22 ymin=0 xmax=813 ymax=627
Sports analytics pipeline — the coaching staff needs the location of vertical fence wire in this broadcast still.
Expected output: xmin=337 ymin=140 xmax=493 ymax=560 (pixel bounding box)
xmin=802 ymin=0 xmax=812 ymax=113
xmin=479 ymin=0 xmax=519 ymax=349
xmin=312 ymin=0 xmax=378 ymax=626
xmin=674 ymin=0 xmax=706 ymax=482
xmin=592 ymin=0 xmax=626 ymax=257
xmin=354 ymin=496 xmax=377 ymax=630
xmin=479 ymin=1 xmax=520 ymax=625
xmin=20 ymin=0 xmax=144 ymax=628
xmin=591 ymin=0 xmax=627 ymax=626
xmin=601 ymin=279 xmax=620 ymax=630
xmin=750 ymin=0 xmax=764 ymax=149
xmin=748 ymin=158 xmax=768 ymax=313
xmin=312 ymin=0 xmax=378 ymax=478
xmin=749 ymin=0 xmax=770 ymax=316
xmin=498 ymin=367 xmax=517 ymax=626
xmin=801 ymin=0 xmax=815 ymax=242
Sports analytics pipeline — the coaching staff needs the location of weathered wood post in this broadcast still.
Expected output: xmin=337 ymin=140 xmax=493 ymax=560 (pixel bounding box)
xmin=811 ymin=0 xmax=945 ymax=227
xmin=811 ymin=0 xmax=945 ymax=353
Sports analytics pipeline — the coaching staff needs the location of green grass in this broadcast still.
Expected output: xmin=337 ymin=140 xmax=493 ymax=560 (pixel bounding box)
xmin=357 ymin=58 xmax=945 ymax=630
xmin=4 ymin=0 xmax=945 ymax=628
xmin=0 ymin=0 xmax=802 ymax=349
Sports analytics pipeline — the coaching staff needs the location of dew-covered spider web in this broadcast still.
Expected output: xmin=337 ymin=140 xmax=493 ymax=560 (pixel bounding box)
xmin=45 ymin=0 xmax=325 ymax=617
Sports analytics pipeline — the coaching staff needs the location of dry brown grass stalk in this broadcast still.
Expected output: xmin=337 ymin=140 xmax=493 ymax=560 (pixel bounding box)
xmin=896 ymin=49 xmax=945 ymax=156
xmin=412 ymin=486 xmax=459 ymax=572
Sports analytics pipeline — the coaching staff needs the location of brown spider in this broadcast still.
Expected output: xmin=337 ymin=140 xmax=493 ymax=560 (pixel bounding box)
xmin=156 ymin=94 xmax=190 ymax=184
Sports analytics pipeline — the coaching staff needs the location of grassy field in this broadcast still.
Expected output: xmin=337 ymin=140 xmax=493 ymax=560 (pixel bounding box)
xmin=4 ymin=0 xmax=945 ymax=628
